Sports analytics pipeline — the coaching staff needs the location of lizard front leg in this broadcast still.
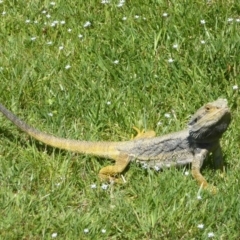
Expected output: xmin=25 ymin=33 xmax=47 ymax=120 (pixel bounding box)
xmin=191 ymin=149 xmax=217 ymax=193
xmin=98 ymin=153 xmax=130 ymax=182
xmin=132 ymin=126 xmax=156 ymax=140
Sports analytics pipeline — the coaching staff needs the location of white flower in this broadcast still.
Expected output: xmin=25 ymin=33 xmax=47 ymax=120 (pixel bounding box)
xmin=233 ymin=85 xmax=238 ymax=90
xmin=168 ymin=58 xmax=174 ymax=63
xmin=208 ymin=232 xmax=215 ymax=238
xmin=67 ymin=28 xmax=72 ymax=32
xmin=101 ymin=229 xmax=106 ymax=233
xmin=42 ymin=10 xmax=47 ymax=14
xmin=106 ymin=101 xmax=111 ymax=105
xmin=60 ymin=20 xmax=65 ymax=25
xmin=47 ymin=112 xmax=53 ymax=117
xmin=59 ymin=46 xmax=64 ymax=50
xmin=142 ymin=163 xmax=148 ymax=169
xmin=65 ymin=65 xmax=71 ymax=69
xmin=90 ymin=183 xmax=97 ymax=189
xmin=0 ymin=1 xmax=3 ymax=3
xmin=154 ymin=166 xmax=160 ymax=171
xmin=83 ymin=21 xmax=91 ymax=28
xmin=50 ymin=1 xmax=56 ymax=5
xmin=227 ymin=18 xmax=233 ymax=22
xmin=184 ymin=171 xmax=189 ymax=176
xmin=101 ymin=0 xmax=110 ymax=3
xmin=101 ymin=184 xmax=108 ymax=190
xmin=113 ymin=60 xmax=119 ymax=64
xmin=162 ymin=12 xmax=168 ymax=17
xmin=122 ymin=16 xmax=127 ymax=21
xmin=197 ymin=195 xmax=202 ymax=200
xmin=200 ymin=40 xmax=206 ymax=44
xmin=51 ymin=22 xmax=56 ymax=27
xmin=78 ymin=34 xmax=83 ymax=38
xmin=164 ymin=113 xmax=171 ymax=118
xmin=51 ymin=232 xmax=57 ymax=238
xmin=197 ymin=224 xmax=204 ymax=229
xmin=200 ymin=19 xmax=206 ymax=24
xmin=157 ymin=121 xmax=162 ymax=126
xmin=46 ymin=14 xmax=51 ymax=18
xmin=236 ymin=18 xmax=240 ymax=22
xmin=34 ymin=20 xmax=38 ymax=24
xmin=25 ymin=19 xmax=31 ymax=23
xmin=173 ymin=44 xmax=178 ymax=49
xmin=134 ymin=15 xmax=140 ymax=19
xmin=84 ymin=228 xmax=89 ymax=233
xmin=31 ymin=37 xmax=37 ymax=41
xmin=2 ymin=11 xmax=6 ymax=15
xmin=47 ymin=41 xmax=53 ymax=45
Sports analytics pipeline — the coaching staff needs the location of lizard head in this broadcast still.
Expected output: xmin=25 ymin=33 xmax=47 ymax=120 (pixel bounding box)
xmin=188 ymin=98 xmax=231 ymax=142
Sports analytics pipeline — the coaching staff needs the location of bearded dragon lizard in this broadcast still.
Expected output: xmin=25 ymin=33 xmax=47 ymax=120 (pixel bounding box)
xmin=0 ymin=99 xmax=231 ymax=191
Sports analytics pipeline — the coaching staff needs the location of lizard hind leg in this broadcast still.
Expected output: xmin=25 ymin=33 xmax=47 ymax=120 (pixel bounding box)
xmin=98 ymin=153 xmax=131 ymax=183
xmin=132 ymin=126 xmax=156 ymax=140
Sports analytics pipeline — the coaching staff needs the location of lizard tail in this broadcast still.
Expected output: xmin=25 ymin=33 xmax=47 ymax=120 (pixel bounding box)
xmin=0 ymin=103 xmax=120 ymax=158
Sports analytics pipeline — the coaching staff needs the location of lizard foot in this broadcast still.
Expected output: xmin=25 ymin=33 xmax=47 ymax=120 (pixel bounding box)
xmin=132 ymin=126 xmax=156 ymax=140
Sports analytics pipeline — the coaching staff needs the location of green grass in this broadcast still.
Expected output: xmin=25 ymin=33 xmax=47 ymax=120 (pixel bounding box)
xmin=0 ymin=0 xmax=240 ymax=239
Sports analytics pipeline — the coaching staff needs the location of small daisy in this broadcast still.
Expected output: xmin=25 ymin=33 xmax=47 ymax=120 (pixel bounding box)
xmin=46 ymin=41 xmax=53 ymax=45
xmin=2 ymin=11 xmax=6 ymax=15
xmin=83 ymin=21 xmax=91 ymax=28
xmin=157 ymin=121 xmax=162 ymax=126
xmin=101 ymin=0 xmax=110 ymax=3
xmin=83 ymin=228 xmax=89 ymax=233
xmin=101 ymin=184 xmax=108 ymax=190
xmin=173 ymin=44 xmax=178 ymax=49
xmin=233 ymin=85 xmax=238 ymax=90
xmin=168 ymin=58 xmax=174 ymax=63
xmin=90 ymin=183 xmax=97 ymax=189
xmin=197 ymin=224 xmax=204 ymax=229
xmin=101 ymin=229 xmax=106 ymax=233
xmin=208 ymin=232 xmax=215 ymax=238
xmin=42 ymin=10 xmax=47 ymax=14
xmin=122 ymin=16 xmax=127 ymax=21
xmin=78 ymin=34 xmax=83 ymax=38
xmin=142 ymin=163 xmax=148 ymax=169
xmin=154 ymin=166 xmax=160 ymax=171
xmin=184 ymin=171 xmax=189 ymax=176
xmin=59 ymin=46 xmax=64 ymax=50
xmin=67 ymin=28 xmax=72 ymax=32
xmin=106 ymin=101 xmax=111 ymax=105
xmin=60 ymin=20 xmax=65 ymax=25
xmin=200 ymin=40 xmax=206 ymax=44
xmin=164 ymin=113 xmax=171 ymax=118
xmin=200 ymin=19 xmax=206 ymax=24
xmin=65 ymin=65 xmax=71 ymax=69
xmin=25 ymin=19 xmax=31 ymax=23
xmin=46 ymin=14 xmax=51 ymax=18
xmin=227 ymin=18 xmax=233 ymax=22
xmin=236 ymin=18 xmax=240 ymax=22
xmin=134 ymin=15 xmax=140 ymax=19
xmin=47 ymin=112 xmax=53 ymax=117
xmin=31 ymin=37 xmax=37 ymax=41
xmin=51 ymin=233 xmax=57 ymax=238
xmin=50 ymin=1 xmax=56 ymax=5
xmin=162 ymin=12 xmax=168 ymax=17
xmin=197 ymin=195 xmax=202 ymax=200
xmin=113 ymin=60 xmax=119 ymax=64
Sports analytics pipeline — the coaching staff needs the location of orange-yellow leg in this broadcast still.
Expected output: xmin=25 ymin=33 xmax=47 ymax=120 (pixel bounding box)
xmin=98 ymin=153 xmax=130 ymax=182
xmin=191 ymin=153 xmax=217 ymax=194
xmin=132 ymin=126 xmax=156 ymax=140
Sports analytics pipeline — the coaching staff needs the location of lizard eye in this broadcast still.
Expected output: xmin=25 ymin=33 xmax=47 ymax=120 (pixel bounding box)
xmin=205 ymin=106 xmax=210 ymax=111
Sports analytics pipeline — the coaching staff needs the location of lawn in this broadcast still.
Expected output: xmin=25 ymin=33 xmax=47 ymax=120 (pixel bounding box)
xmin=0 ymin=0 xmax=240 ymax=239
